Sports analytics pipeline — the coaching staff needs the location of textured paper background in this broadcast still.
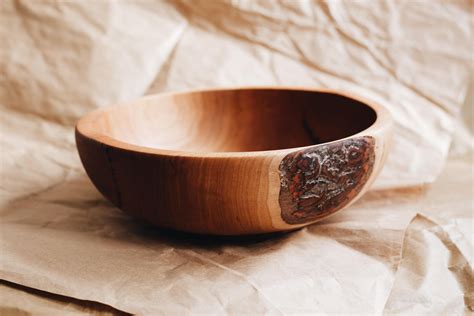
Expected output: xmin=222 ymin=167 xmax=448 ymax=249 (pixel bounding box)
xmin=0 ymin=0 xmax=472 ymax=314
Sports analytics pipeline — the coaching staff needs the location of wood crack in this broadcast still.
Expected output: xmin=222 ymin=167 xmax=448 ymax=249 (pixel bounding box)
xmin=302 ymin=115 xmax=321 ymax=145
xmin=103 ymin=145 xmax=122 ymax=208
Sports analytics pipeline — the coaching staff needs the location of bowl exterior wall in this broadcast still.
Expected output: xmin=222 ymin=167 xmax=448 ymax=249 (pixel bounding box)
xmin=76 ymin=124 xmax=392 ymax=235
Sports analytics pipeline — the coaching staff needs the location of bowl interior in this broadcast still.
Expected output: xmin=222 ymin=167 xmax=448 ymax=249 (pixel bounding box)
xmin=94 ymin=89 xmax=377 ymax=152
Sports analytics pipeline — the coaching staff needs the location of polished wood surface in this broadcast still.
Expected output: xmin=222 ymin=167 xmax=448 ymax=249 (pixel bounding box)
xmin=76 ymin=87 xmax=392 ymax=235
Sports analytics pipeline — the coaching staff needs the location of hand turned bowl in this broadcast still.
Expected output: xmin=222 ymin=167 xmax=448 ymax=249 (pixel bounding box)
xmin=76 ymin=87 xmax=393 ymax=235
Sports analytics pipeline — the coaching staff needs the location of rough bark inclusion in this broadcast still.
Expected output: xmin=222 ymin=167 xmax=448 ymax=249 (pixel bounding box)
xmin=279 ymin=136 xmax=375 ymax=225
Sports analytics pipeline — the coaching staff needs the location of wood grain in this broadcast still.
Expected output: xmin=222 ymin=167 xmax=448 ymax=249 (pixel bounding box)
xmin=76 ymin=87 xmax=392 ymax=235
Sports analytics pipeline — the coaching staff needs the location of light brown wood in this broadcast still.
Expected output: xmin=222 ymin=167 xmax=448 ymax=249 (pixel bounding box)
xmin=76 ymin=87 xmax=393 ymax=235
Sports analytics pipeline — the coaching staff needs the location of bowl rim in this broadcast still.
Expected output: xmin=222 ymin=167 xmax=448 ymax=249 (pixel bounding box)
xmin=76 ymin=86 xmax=392 ymax=158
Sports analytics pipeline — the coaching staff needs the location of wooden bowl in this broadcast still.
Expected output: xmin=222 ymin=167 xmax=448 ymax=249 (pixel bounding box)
xmin=76 ymin=87 xmax=393 ymax=235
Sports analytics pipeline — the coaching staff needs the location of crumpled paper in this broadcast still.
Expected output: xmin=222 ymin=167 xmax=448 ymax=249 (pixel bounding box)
xmin=384 ymin=154 xmax=474 ymax=314
xmin=0 ymin=0 xmax=472 ymax=314
xmin=0 ymin=279 xmax=126 ymax=315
